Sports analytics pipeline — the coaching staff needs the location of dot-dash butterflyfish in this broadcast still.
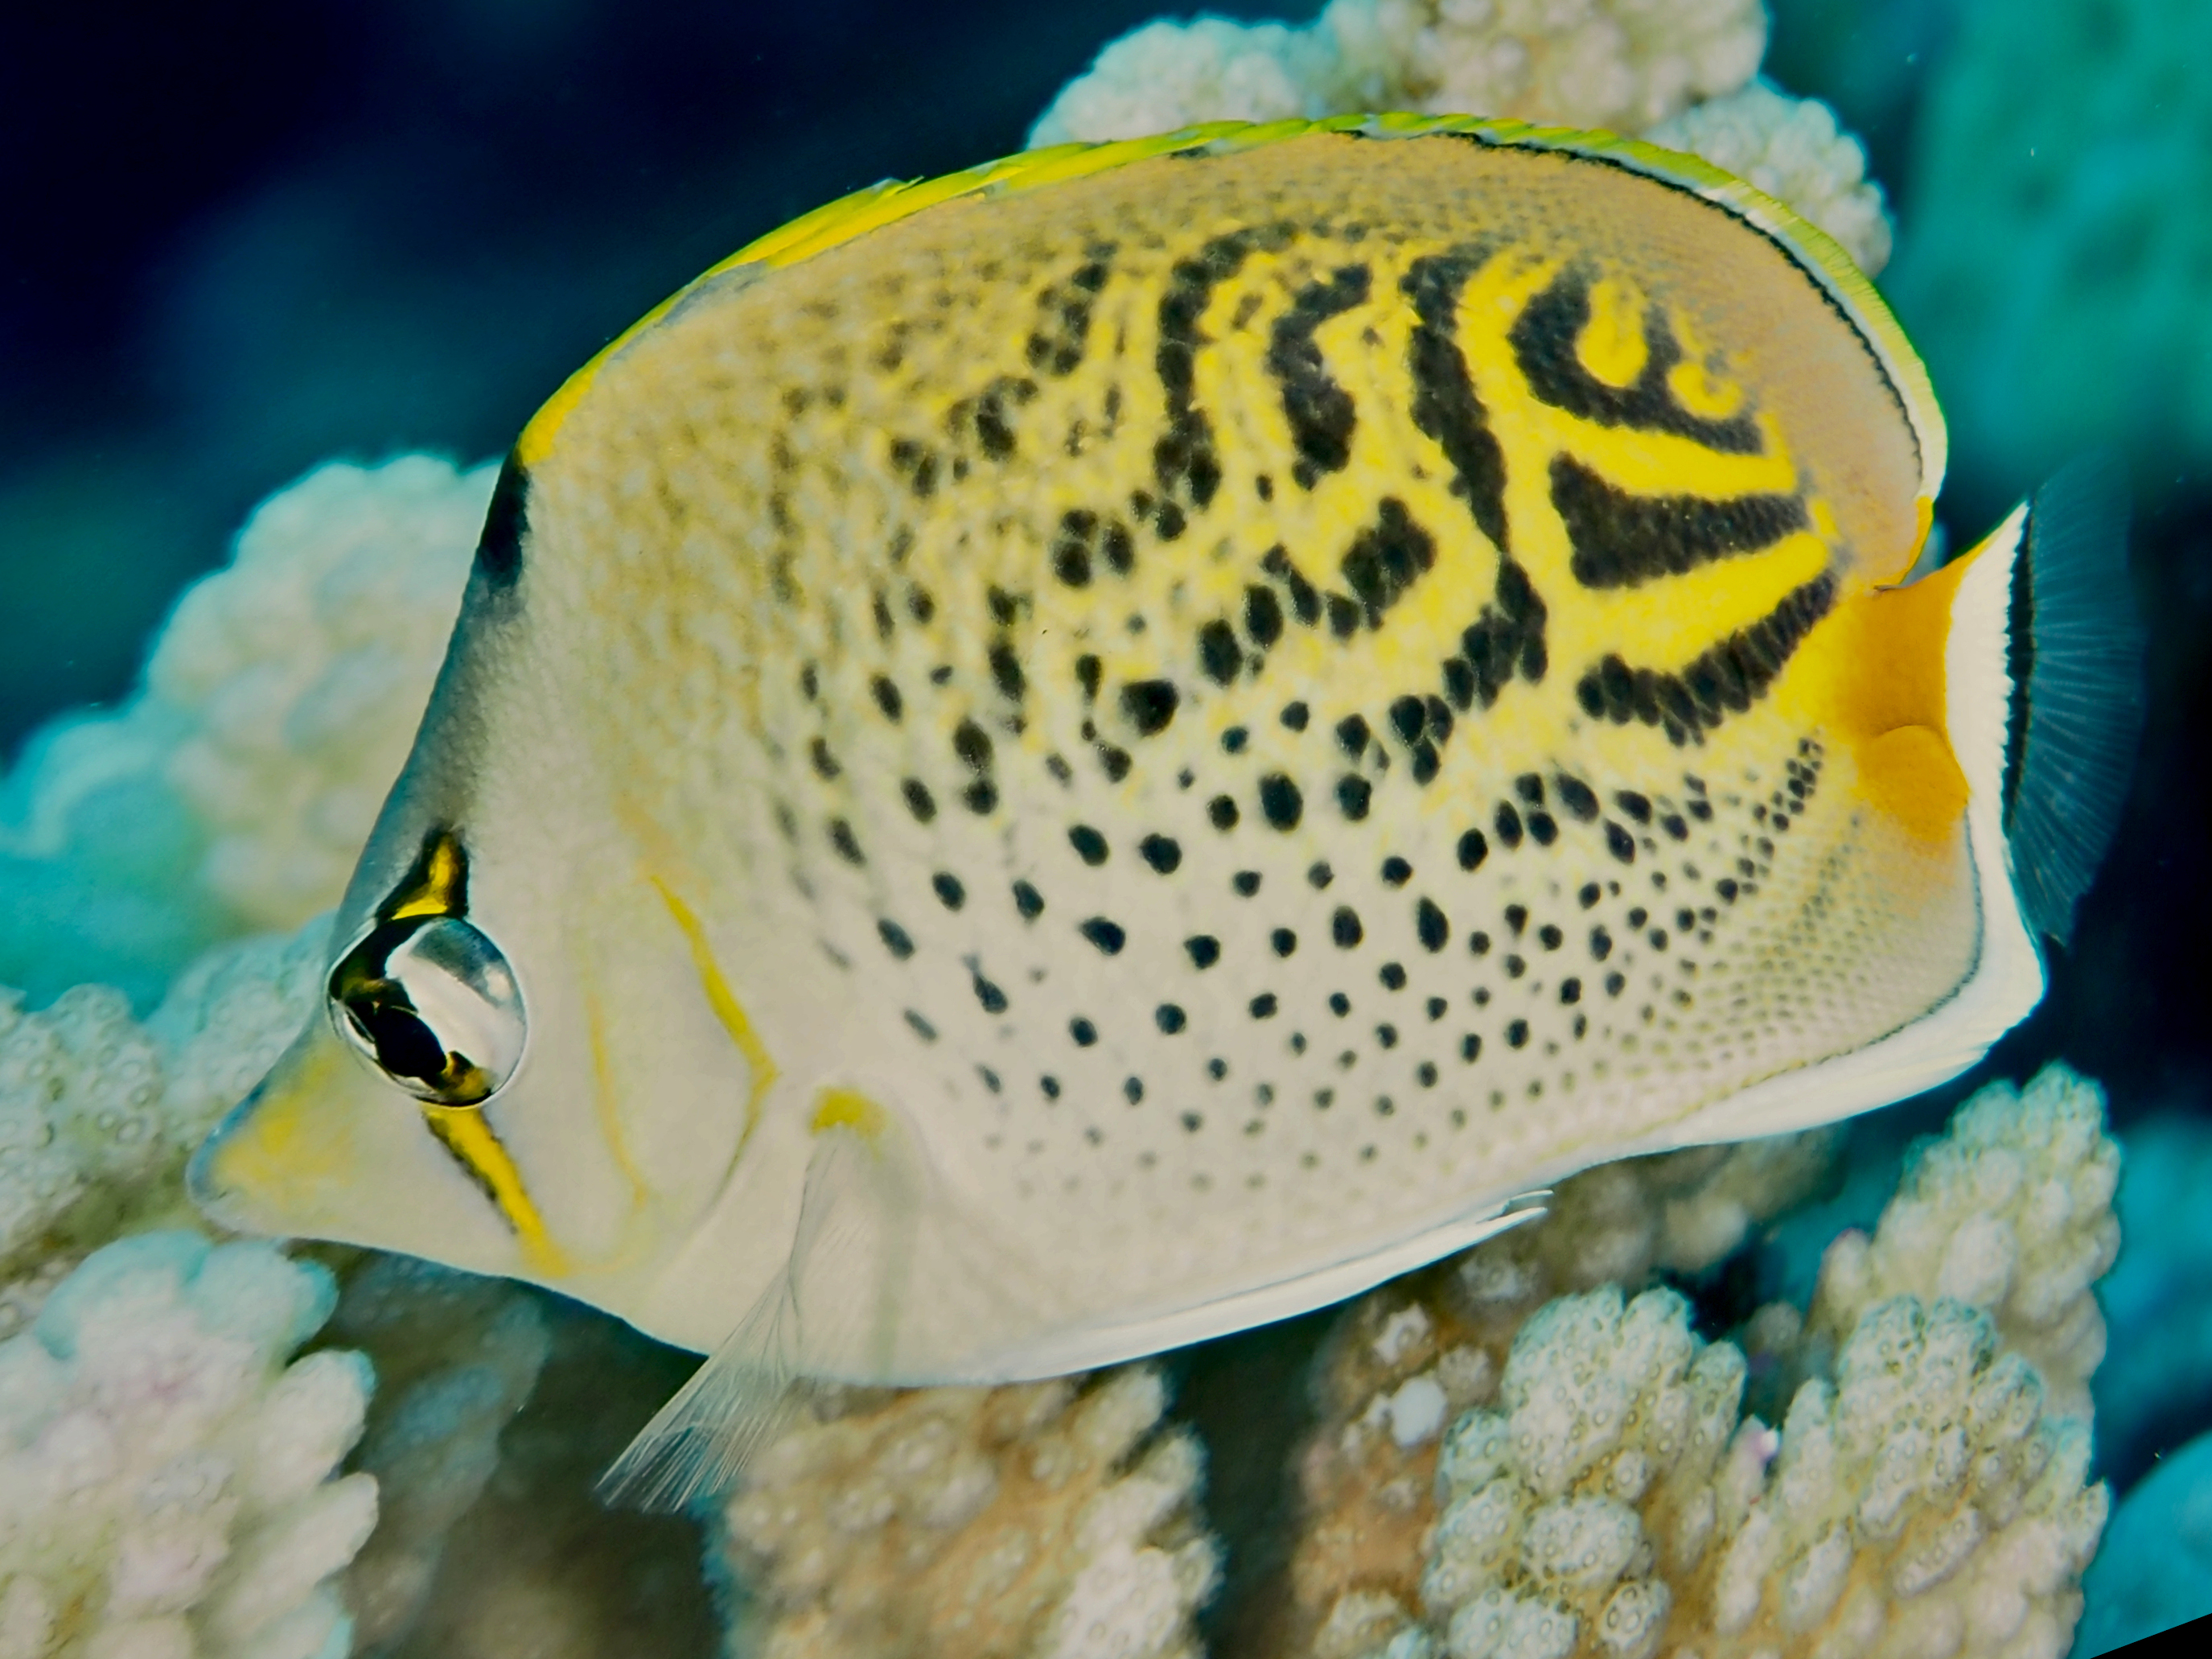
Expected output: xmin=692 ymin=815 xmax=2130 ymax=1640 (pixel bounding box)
xmin=190 ymin=115 xmax=2144 ymax=1508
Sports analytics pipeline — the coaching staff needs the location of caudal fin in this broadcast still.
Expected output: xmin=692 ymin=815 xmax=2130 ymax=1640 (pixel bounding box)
xmin=1998 ymin=457 xmax=2146 ymax=945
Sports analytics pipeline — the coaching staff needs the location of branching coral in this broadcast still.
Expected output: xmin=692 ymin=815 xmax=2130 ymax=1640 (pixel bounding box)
xmin=1286 ymin=1068 xmax=2115 ymax=1659
xmin=1791 ymin=1066 xmax=2119 ymax=1418
xmin=1031 ymin=0 xmax=1766 ymax=146
xmin=0 ymin=920 xmax=327 ymax=1335
xmin=0 ymin=459 xmax=487 ymax=1006
xmin=1285 ymin=1130 xmax=1837 ymax=1653
xmin=709 ymin=1367 xmax=1219 ymax=1659
xmin=0 ymin=1231 xmax=378 ymax=1659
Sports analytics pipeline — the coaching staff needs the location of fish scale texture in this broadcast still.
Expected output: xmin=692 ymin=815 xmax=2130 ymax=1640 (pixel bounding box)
xmin=525 ymin=124 xmax=1947 ymax=1369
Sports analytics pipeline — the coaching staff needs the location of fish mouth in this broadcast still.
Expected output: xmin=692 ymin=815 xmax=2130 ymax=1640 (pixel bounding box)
xmin=187 ymin=1011 xmax=524 ymax=1272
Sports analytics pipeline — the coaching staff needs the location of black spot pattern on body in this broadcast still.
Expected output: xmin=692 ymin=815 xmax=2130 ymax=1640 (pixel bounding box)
xmin=1079 ymin=917 xmax=1126 ymax=955
xmin=1199 ymin=620 xmax=1241 ymax=685
xmin=1122 ymin=679 xmax=1180 ymax=735
xmin=1509 ymin=269 xmax=1763 ymax=454
xmin=1576 ymin=574 xmax=1836 ymax=743
xmin=1140 ymin=834 xmax=1182 ymax=874
xmin=1069 ymin=825 xmax=1109 ymax=866
xmin=1012 ymin=881 xmax=1045 ymax=920
xmin=1339 ymin=499 xmax=1437 ymax=627
xmin=1267 ymin=264 xmax=1371 ymax=486
xmin=1457 ymin=560 xmax=1549 ymax=707
xmin=1245 ymin=587 xmax=1285 ymax=648
xmin=878 ymin=920 xmax=915 ymax=960
xmin=1026 ymin=245 xmax=1113 ymax=376
xmin=1155 ymin=228 xmax=1281 ymax=525
xmin=1551 ymin=456 xmax=1808 ymax=589
xmin=1259 ymin=774 xmax=1302 ymax=830
xmin=1402 ymin=251 xmax=1510 ymax=551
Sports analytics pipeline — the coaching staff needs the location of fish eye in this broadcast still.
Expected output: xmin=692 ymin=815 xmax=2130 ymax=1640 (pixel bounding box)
xmin=327 ymin=914 xmax=526 ymax=1106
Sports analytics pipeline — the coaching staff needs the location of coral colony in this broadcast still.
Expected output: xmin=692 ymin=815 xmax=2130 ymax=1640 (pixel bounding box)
xmin=0 ymin=2 xmax=2202 ymax=1655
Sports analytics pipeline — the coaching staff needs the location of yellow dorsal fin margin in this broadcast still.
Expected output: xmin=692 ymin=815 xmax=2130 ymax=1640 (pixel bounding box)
xmin=514 ymin=115 xmax=1943 ymax=500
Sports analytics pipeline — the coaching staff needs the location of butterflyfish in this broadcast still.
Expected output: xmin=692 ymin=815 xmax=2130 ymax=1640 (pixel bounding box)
xmin=189 ymin=115 xmax=2144 ymax=1507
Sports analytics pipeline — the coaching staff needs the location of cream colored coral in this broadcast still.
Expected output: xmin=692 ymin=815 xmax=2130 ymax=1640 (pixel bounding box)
xmin=144 ymin=458 xmax=490 ymax=932
xmin=713 ymin=1366 xmax=1219 ymax=1658
xmin=1318 ymin=0 xmax=1765 ymax=133
xmin=0 ymin=458 xmax=488 ymax=997
xmin=0 ymin=919 xmax=326 ymax=1332
xmin=1292 ymin=1067 xmax=2113 ymax=1659
xmin=1289 ymin=1132 xmax=1836 ymax=1652
xmin=1645 ymin=79 xmax=1893 ymax=273
xmin=1026 ymin=17 xmax=1334 ymax=142
xmin=1801 ymin=1066 xmax=2119 ymax=1416
xmin=0 ymin=1231 xmax=378 ymax=1659
xmin=1404 ymin=1289 xmax=2103 ymax=1659
xmin=1031 ymin=0 xmax=1766 ymax=147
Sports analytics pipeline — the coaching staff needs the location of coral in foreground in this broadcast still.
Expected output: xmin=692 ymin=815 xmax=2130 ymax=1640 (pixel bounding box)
xmin=1283 ymin=1130 xmax=1838 ymax=1652
xmin=0 ymin=920 xmax=327 ymax=1335
xmin=710 ymin=1367 xmax=1219 ymax=1659
xmin=0 ymin=1231 xmax=377 ymax=1659
xmin=0 ymin=458 xmax=487 ymax=1005
xmin=1791 ymin=1066 xmax=2119 ymax=1418
xmin=1286 ymin=1066 xmax=2115 ymax=1659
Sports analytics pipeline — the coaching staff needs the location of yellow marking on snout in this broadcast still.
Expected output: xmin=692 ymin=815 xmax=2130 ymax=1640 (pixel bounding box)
xmin=649 ymin=875 xmax=778 ymax=1161
xmin=810 ymin=1087 xmax=889 ymax=1142
xmin=421 ymin=1105 xmax=570 ymax=1276
xmin=205 ymin=1035 xmax=355 ymax=1198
